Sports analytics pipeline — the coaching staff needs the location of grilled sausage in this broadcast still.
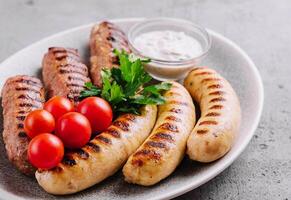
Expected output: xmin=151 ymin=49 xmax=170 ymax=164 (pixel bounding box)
xmin=123 ymin=82 xmax=195 ymax=186
xmin=35 ymin=105 xmax=157 ymax=195
xmin=184 ymin=67 xmax=241 ymax=162
xmin=42 ymin=47 xmax=91 ymax=104
xmin=89 ymin=21 xmax=130 ymax=87
xmin=1 ymin=75 xmax=45 ymax=176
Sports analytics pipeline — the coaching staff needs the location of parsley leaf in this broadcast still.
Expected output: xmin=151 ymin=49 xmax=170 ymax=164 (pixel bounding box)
xmin=80 ymin=49 xmax=172 ymax=115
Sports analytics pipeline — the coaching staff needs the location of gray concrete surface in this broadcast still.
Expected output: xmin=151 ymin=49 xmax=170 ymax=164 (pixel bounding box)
xmin=0 ymin=0 xmax=290 ymax=199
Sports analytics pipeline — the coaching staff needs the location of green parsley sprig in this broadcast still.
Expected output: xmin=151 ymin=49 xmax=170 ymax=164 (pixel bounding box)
xmin=80 ymin=49 xmax=172 ymax=115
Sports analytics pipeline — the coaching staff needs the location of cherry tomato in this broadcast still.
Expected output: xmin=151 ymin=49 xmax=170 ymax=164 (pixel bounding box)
xmin=28 ymin=133 xmax=64 ymax=169
xmin=76 ymin=97 xmax=113 ymax=133
xmin=44 ymin=96 xmax=74 ymax=121
xmin=24 ymin=109 xmax=55 ymax=138
xmin=56 ymin=112 xmax=91 ymax=149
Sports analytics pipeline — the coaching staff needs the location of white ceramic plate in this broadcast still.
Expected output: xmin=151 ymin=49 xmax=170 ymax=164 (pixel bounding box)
xmin=0 ymin=18 xmax=264 ymax=200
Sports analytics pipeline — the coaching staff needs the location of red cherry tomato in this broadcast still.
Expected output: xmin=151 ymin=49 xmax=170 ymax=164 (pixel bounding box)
xmin=28 ymin=133 xmax=64 ymax=169
xmin=24 ymin=110 xmax=55 ymax=138
xmin=56 ymin=112 xmax=91 ymax=149
xmin=76 ymin=97 xmax=113 ymax=133
xmin=44 ymin=96 xmax=74 ymax=121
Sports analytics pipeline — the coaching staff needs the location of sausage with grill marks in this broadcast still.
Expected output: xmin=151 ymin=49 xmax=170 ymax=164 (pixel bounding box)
xmin=1 ymin=75 xmax=45 ymax=176
xmin=42 ymin=47 xmax=91 ymax=104
xmin=35 ymin=105 xmax=157 ymax=195
xmin=184 ymin=67 xmax=241 ymax=162
xmin=123 ymin=82 xmax=195 ymax=186
xmin=89 ymin=21 xmax=130 ymax=87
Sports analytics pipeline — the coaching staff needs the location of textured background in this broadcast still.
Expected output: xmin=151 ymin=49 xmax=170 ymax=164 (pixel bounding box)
xmin=0 ymin=0 xmax=290 ymax=199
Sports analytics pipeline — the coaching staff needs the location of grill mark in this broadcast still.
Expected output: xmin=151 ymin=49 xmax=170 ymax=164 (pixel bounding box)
xmin=58 ymin=63 xmax=87 ymax=72
xmin=15 ymin=87 xmax=41 ymax=94
xmin=17 ymin=123 xmax=24 ymax=129
xmin=209 ymin=91 xmax=225 ymax=96
xmin=158 ymin=123 xmax=179 ymax=132
xmin=107 ymin=36 xmax=116 ymax=42
xmin=165 ymin=116 xmax=182 ymax=122
xmin=167 ymin=100 xmax=188 ymax=106
xmin=209 ymin=105 xmax=223 ymax=110
xmin=134 ymin=149 xmax=161 ymax=160
xmin=96 ymin=135 xmax=111 ymax=144
xmin=146 ymin=141 xmax=167 ymax=149
xmin=55 ymin=54 xmax=68 ymax=61
xmin=16 ymin=116 xmax=26 ymax=121
xmin=62 ymin=156 xmax=77 ymax=166
xmin=18 ymin=111 xmax=27 ymax=114
xmin=197 ymin=130 xmax=208 ymax=134
xmin=194 ymin=71 xmax=213 ymax=76
xmin=14 ymin=79 xmax=40 ymax=86
xmin=86 ymin=142 xmax=100 ymax=152
xmin=208 ymin=84 xmax=223 ymax=89
xmin=112 ymin=120 xmax=130 ymax=131
xmin=75 ymin=149 xmax=89 ymax=159
xmin=104 ymin=127 xmax=120 ymax=138
xmin=121 ymin=114 xmax=136 ymax=122
xmin=154 ymin=132 xmax=174 ymax=141
xmin=18 ymin=94 xmax=43 ymax=102
xmin=59 ymin=69 xmax=87 ymax=76
xmin=18 ymin=131 xmax=27 ymax=138
xmin=199 ymin=121 xmax=218 ymax=125
xmin=205 ymin=112 xmax=220 ymax=117
xmin=55 ymin=53 xmax=80 ymax=61
xmin=68 ymin=76 xmax=88 ymax=82
xmin=210 ymin=97 xmax=226 ymax=103
xmin=169 ymin=108 xmax=183 ymax=113
xmin=66 ymin=83 xmax=85 ymax=88
xmin=201 ymin=78 xmax=221 ymax=84
xmin=19 ymin=103 xmax=39 ymax=108
xmin=69 ymin=89 xmax=83 ymax=94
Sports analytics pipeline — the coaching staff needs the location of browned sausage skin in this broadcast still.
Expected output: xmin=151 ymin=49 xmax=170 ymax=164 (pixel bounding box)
xmin=35 ymin=105 xmax=157 ymax=195
xmin=184 ymin=67 xmax=241 ymax=162
xmin=89 ymin=21 xmax=130 ymax=87
xmin=123 ymin=82 xmax=196 ymax=186
xmin=1 ymin=75 xmax=45 ymax=175
xmin=42 ymin=47 xmax=91 ymax=104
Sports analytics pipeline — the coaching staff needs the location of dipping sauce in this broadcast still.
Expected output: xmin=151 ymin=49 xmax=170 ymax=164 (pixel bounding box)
xmin=133 ymin=30 xmax=203 ymax=61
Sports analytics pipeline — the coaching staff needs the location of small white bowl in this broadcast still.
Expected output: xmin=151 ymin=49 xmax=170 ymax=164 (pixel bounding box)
xmin=128 ymin=18 xmax=212 ymax=81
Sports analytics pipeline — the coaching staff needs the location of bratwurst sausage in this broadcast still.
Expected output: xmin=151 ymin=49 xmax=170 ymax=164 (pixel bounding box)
xmin=35 ymin=105 xmax=157 ymax=195
xmin=89 ymin=21 xmax=130 ymax=87
xmin=184 ymin=67 xmax=241 ymax=162
xmin=123 ymin=82 xmax=195 ymax=186
xmin=42 ymin=47 xmax=91 ymax=104
xmin=1 ymin=75 xmax=45 ymax=175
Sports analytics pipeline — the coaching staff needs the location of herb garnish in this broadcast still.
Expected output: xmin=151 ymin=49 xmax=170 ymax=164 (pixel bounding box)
xmin=80 ymin=49 xmax=172 ymax=115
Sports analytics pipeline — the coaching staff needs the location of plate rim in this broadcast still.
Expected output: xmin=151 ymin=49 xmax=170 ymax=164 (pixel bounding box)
xmin=0 ymin=17 xmax=264 ymax=200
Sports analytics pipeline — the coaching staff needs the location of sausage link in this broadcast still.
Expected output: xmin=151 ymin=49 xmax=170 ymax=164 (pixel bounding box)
xmin=42 ymin=47 xmax=91 ymax=104
xmin=184 ymin=67 xmax=241 ymax=162
xmin=1 ymin=75 xmax=45 ymax=175
xmin=35 ymin=105 xmax=157 ymax=195
xmin=89 ymin=21 xmax=130 ymax=87
xmin=123 ymin=82 xmax=195 ymax=186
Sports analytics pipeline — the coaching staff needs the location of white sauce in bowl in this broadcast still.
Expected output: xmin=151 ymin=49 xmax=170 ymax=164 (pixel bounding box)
xmin=133 ymin=30 xmax=203 ymax=61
